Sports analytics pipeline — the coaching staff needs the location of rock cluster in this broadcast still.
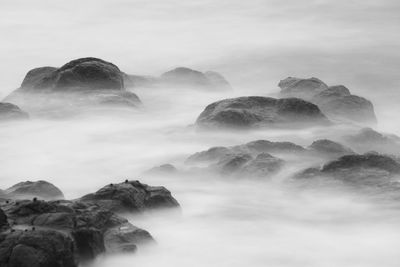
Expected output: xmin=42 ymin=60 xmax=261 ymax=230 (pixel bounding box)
xmin=0 ymin=179 xmax=179 ymax=267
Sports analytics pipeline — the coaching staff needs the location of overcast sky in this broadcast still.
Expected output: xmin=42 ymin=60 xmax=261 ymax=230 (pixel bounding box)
xmin=1 ymin=0 xmax=399 ymax=98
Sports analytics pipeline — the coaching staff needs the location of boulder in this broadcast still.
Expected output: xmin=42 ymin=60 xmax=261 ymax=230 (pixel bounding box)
xmin=0 ymin=103 xmax=28 ymax=121
xmin=195 ymin=96 xmax=329 ymax=129
xmin=79 ymin=180 xmax=179 ymax=212
xmin=5 ymin=180 xmax=64 ymax=200
xmin=278 ymin=78 xmax=376 ymax=124
xmin=4 ymin=58 xmax=141 ymax=112
xmin=308 ymin=139 xmax=354 ymax=156
xmin=296 ymin=153 xmax=400 ymax=187
xmin=0 ymin=229 xmax=76 ymax=267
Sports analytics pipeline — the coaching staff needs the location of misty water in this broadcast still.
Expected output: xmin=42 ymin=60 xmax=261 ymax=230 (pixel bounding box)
xmin=2 ymin=0 xmax=400 ymax=266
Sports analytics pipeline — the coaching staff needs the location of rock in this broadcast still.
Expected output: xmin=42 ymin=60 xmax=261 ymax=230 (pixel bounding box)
xmin=279 ymin=77 xmax=328 ymax=100
xmin=0 ymin=229 xmax=76 ymax=267
xmin=0 ymin=209 xmax=7 ymax=229
xmin=196 ymin=96 xmax=329 ymax=129
xmin=0 ymin=103 xmax=29 ymax=121
xmin=4 ymin=58 xmax=141 ymax=112
xmin=213 ymin=152 xmax=284 ymax=178
xmin=278 ymin=78 xmax=376 ymax=124
xmin=296 ymin=153 xmax=400 ymax=187
xmin=308 ymin=139 xmax=354 ymax=156
xmin=237 ymin=140 xmax=306 ymax=154
xmin=5 ymin=180 xmax=64 ymax=200
xmin=186 ymin=147 xmax=233 ymax=164
xmin=160 ymin=67 xmax=231 ymax=90
xmin=145 ymin=164 xmax=178 ymax=175
xmin=79 ymin=180 xmax=179 ymax=213
xmin=343 ymin=128 xmax=400 ymax=154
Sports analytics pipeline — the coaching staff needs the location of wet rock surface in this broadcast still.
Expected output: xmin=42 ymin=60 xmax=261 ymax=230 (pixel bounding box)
xmin=0 ymin=179 xmax=179 ymax=267
xmin=195 ymin=96 xmax=329 ymax=129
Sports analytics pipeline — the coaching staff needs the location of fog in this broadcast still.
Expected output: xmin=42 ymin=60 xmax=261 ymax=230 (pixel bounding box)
xmin=1 ymin=0 xmax=400 ymax=266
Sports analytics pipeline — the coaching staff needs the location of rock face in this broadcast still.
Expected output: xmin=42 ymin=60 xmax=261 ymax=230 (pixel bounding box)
xmin=196 ymin=96 xmax=329 ymax=129
xmin=296 ymin=153 xmax=400 ymax=187
xmin=0 ymin=229 xmax=76 ymax=267
xmin=5 ymin=58 xmax=141 ymax=113
xmin=0 ymin=103 xmax=29 ymax=121
xmin=79 ymin=180 xmax=179 ymax=212
xmin=5 ymin=180 xmax=64 ymax=200
xmin=343 ymin=127 xmax=400 ymax=154
xmin=278 ymin=77 xmax=376 ymax=124
xmin=0 ymin=179 xmax=180 ymax=266
xmin=308 ymin=139 xmax=354 ymax=157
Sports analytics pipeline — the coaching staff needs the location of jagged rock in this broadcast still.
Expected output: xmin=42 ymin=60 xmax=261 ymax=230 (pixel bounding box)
xmin=0 ymin=103 xmax=28 ymax=121
xmin=4 ymin=58 xmax=141 ymax=113
xmin=278 ymin=77 xmax=376 ymax=124
xmin=5 ymin=180 xmax=64 ymax=200
xmin=343 ymin=128 xmax=400 ymax=154
xmin=79 ymin=180 xmax=179 ymax=212
xmin=0 ymin=229 xmax=76 ymax=267
xmin=196 ymin=96 xmax=329 ymax=129
xmin=308 ymin=139 xmax=354 ymax=156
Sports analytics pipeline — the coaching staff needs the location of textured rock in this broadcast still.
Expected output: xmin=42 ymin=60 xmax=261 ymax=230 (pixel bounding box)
xmin=196 ymin=96 xmax=329 ymax=129
xmin=79 ymin=180 xmax=179 ymax=212
xmin=279 ymin=77 xmax=328 ymax=100
xmin=5 ymin=180 xmax=64 ymax=200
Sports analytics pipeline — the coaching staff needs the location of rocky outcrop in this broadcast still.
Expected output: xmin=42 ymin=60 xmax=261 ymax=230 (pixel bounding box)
xmin=5 ymin=181 xmax=64 ymax=200
xmin=278 ymin=77 xmax=376 ymax=124
xmin=79 ymin=180 xmax=179 ymax=212
xmin=308 ymin=139 xmax=354 ymax=157
xmin=5 ymin=58 xmax=141 ymax=113
xmin=195 ymin=96 xmax=329 ymax=129
xmin=0 ymin=103 xmax=29 ymax=121
xmin=0 ymin=179 xmax=179 ymax=266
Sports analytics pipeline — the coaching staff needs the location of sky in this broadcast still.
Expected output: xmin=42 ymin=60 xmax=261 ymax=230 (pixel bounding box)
xmin=1 ymin=0 xmax=399 ymax=99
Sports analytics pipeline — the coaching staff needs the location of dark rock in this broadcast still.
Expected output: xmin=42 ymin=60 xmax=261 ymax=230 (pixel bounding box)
xmin=5 ymin=180 xmax=64 ymax=200
xmin=0 ymin=229 xmax=76 ymax=267
xmin=196 ymin=96 xmax=329 ymax=129
xmin=4 ymin=58 xmax=141 ymax=112
xmin=296 ymin=153 xmax=400 ymax=187
xmin=0 ymin=209 xmax=7 ymax=229
xmin=0 ymin=102 xmax=29 ymax=121
xmin=308 ymin=139 xmax=354 ymax=156
xmin=79 ymin=180 xmax=179 ymax=212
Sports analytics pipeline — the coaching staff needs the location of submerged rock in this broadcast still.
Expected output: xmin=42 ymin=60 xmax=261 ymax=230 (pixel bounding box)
xmin=5 ymin=180 xmax=64 ymax=200
xmin=278 ymin=77 xmax=376 ymax=124
xmin=0 ymin=102 xmax=29 ymax=121
xmin=196 ymin=96 xmax=329 ymax=129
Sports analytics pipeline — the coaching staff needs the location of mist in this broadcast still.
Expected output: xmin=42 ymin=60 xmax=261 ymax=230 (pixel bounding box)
xmin=1 ymin=0 xmax=400 ymax=267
